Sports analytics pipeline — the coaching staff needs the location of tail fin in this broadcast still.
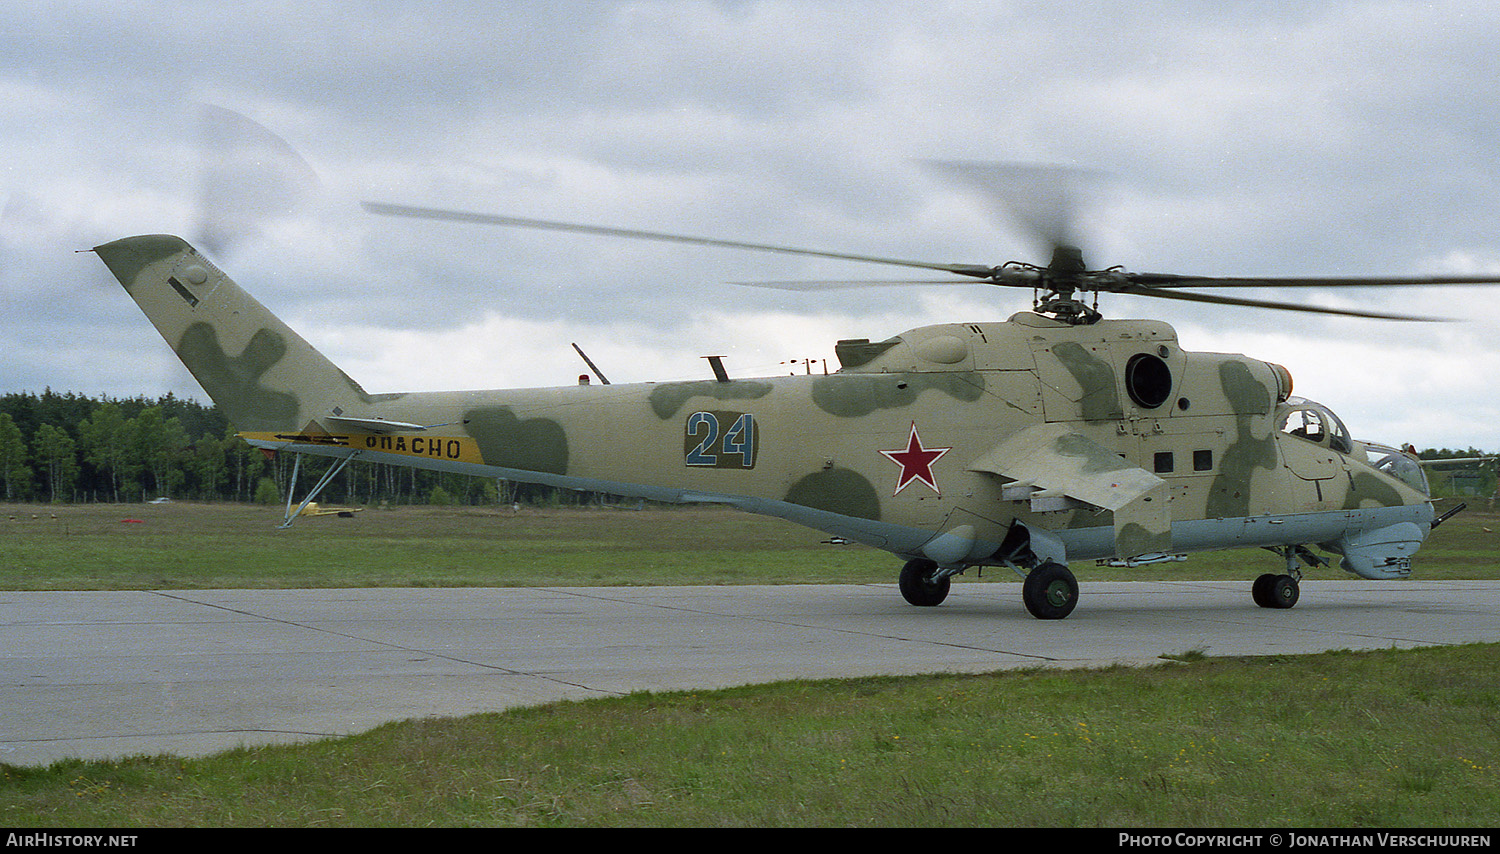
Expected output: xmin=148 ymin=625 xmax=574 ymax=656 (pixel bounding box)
xmin=94 ymin=235 xmax=372 ymax=433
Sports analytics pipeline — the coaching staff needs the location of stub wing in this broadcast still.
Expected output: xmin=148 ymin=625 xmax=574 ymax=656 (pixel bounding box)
xmin=969 ymin=423 xmax=1171 ymax=559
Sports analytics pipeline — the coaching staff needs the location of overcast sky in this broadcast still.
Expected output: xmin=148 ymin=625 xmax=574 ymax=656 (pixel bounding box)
xmin=4 ymin=0 xmax=1499 ymax=449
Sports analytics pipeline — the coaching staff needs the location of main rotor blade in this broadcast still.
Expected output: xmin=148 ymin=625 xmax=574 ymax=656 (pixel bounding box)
xmin=922 ymin=160 xmax=1103 ymax=260
xmin=1118 ymin=284 xmax=1451 ymax=321
xmin=732 ymin=266 xmax=1043 ymax=290
xmin=1131 ymin=273 xmax=1500 ymax=288
xmin=732 ymin=278 xmax=989 ymax=291
xmin=363 ymin=201 xmax=995 ymax=278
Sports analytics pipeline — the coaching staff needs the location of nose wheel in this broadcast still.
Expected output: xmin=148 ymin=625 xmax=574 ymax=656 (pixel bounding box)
xmin=1252 ymin=572 xmax=1300 ymax=609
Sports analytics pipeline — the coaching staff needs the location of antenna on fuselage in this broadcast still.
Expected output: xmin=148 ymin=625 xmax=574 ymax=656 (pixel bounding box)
xmin=571 ymin=343 xmax=611 ymax=385
xmin=703 ymin=355 xmax=731 ymax=383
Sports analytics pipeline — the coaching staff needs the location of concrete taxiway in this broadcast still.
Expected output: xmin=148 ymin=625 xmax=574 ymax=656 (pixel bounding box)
xmin=4 ymin=579 xmax=1499 ymax=767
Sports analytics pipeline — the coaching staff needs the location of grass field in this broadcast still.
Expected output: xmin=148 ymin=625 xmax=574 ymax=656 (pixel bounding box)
xmin=4 ymin=497 xmax=1498 ymax=826
xmin=3 ymin=495 xmax=1496 ymax=590
xmin=5 ymin=645 xmax=1498 ymax=827
xmin=1 ymin=500 xmax=896 ymax=589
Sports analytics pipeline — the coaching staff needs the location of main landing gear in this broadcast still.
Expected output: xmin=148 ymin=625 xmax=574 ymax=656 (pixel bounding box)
xmin=898 ymin=557 xmax=1080 ymax=620
xmin=899 ymin=558 xmax=952 ymax=607
xmin=1021 ymin=561 xmax=1078 ymax=620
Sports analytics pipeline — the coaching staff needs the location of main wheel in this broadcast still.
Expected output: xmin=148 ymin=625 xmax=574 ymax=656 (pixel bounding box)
xmin=1022 ymin=561 xmax=1078 ymax=620
xmin=1251 ymin=573 xmax=1278 ymax=608
xmin=898 ymin=558 xmax=950 ymax=606
xmin=1266 ymin=574 xmax=1300 ymax=609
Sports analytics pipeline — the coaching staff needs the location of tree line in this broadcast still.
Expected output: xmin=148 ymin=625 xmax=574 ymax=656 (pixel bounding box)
xmin=0 ymin=389 xmax=1493 ymax=505
xmin=0 ymin=390 xmax=560 ymax=507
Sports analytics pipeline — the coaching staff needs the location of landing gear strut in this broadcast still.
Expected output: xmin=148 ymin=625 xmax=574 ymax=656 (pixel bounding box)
xmin=277 ymin=450 xmax=361 ymax=529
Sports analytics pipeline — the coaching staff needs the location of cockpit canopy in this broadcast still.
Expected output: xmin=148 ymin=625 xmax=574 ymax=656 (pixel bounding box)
xmin=1276 ymin=397 xmax=1353 ymax=455
xmin=1361 ymin=441 xmax=1431 ymax=495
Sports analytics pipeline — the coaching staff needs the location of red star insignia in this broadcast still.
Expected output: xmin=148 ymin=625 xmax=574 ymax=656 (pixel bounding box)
xmin=879 ymin=422 xmax=952 ymax=496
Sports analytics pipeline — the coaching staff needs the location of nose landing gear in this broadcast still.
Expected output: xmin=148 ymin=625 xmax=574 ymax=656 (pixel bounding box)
xmin=1252 ymin=572 xmax=1300 ymax=609
xmin=1254 ymin=545 xmax=1324 ymax=609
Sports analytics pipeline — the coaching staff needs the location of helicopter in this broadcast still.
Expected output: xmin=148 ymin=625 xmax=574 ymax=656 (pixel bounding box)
xmin=92 ymin=162 xmax=1499 ymax=619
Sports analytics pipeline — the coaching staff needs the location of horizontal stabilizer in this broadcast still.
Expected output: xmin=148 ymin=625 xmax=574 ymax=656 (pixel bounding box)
xmin=323 ymin=415 xmax=428 ymax=434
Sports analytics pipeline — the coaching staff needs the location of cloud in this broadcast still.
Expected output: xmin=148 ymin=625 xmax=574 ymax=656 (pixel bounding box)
xmin=3 ymin=0 xmax=1499 ymax=449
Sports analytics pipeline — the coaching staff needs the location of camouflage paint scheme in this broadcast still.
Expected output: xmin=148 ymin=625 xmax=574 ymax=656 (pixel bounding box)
xmin=95 ymin=235 xmax=1436 ymax=612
